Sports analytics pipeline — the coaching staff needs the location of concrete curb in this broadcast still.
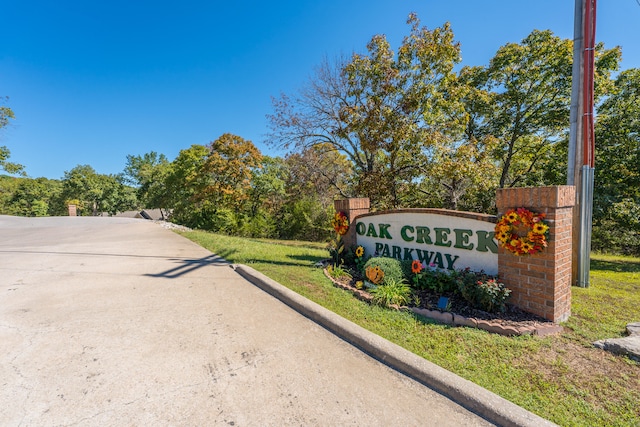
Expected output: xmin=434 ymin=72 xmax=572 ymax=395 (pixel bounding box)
xmin=232 ymin=264 xmax=558 ymax=427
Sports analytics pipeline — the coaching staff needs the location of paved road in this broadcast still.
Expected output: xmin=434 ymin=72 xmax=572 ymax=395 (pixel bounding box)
xmin=0 ymin=216 xmax=493 ymax=426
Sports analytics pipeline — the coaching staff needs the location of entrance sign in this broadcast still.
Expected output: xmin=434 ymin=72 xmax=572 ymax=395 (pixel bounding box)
xmin=355 ymin=209 xmax=498 ymax=275
xmin=336 ymin=187 xmax=575 ymax=323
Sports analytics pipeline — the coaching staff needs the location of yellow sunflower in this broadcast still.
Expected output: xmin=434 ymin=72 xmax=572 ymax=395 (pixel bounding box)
xmin=521 ymin=242 xmax=534 ymax=253
xmin=532 ymin=223 xmax=549 ymax=234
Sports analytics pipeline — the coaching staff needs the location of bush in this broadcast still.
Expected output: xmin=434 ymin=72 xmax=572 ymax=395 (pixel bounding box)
xmin=363 ymin=257 xmax=406 ymax=285
xmin=413 ymin=267 xmax=457 ymax=294
xmin=458 ymin=275 xmax=511 ymax=313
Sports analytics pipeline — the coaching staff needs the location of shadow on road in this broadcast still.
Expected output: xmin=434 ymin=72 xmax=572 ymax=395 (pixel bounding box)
xmin=145 ymin=254 xmax=229 ymax=278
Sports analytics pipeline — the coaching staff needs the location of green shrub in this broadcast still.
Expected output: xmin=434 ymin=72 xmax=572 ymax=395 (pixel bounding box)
xmin=458 ymin=276 xmax=512 ymax=313
xmin=413 ymin=267 xmax=457 ymax=294
xmin=364 ymin=257 xmax=406 ymax=285
xmin=369 ymin=278 xmax=412 ymax=307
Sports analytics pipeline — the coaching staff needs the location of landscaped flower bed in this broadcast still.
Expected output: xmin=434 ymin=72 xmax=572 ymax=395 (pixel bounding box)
xmin=325 ymin=243 xmax=562 ymax=336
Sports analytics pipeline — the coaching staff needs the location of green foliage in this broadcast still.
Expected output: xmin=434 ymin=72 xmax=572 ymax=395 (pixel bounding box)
xmin=363 ymin=257 xmax=406 ymax=285
xmin=7 ymin=177 xmax=63 ymax=216
xmin=0 ymin=98 xmax=25 ymax=176
xmin=248 ymin=156 xmax=287 ymax=218
xmin=236 ymin=208 xmax=277 ymax=238
xmin=123 ymin=151 xmax=170 ymax=213
xmin=592 ymin=69 xmax=640 ymax=255
xmin=278 ymin=195 xmax=332 ymax=241
xmin=326 ymin=263 xmax=352 ymax=280
xmin=60 ymin=165 xmax=137 ymax=216
xmin=369 ymin=277 xmax=412 ymax=307
xmin=412 ymin=267 xmax=457 ymax=294
xmin=592 ymin=199 xmax=640 ymax=256
xmin=458 ymin=275 xmax=512 ymax=313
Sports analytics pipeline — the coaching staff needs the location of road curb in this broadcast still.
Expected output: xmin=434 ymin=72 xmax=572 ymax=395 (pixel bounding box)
xmin=232 ymin=264 xmax=558 ymax=427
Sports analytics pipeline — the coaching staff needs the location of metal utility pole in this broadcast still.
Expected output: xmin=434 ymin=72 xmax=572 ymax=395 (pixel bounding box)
xmin=568 ymin=0 xmax=597 ymax=288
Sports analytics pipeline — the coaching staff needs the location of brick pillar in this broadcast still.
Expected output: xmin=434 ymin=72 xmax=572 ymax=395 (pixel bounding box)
xmin=68 ymin=204 xmax=77 ymax=217
xmin=334 ymin=198 xmax=370 ymax=249
xmin=496 ymin=186 xmax=575 ymax=323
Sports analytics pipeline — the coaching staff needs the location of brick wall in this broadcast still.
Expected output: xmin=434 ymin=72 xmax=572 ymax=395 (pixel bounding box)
xmin=334 ymin=198 xmax=370 ymax=249
xmin=496 ymin=186 xmax=575 ymax=323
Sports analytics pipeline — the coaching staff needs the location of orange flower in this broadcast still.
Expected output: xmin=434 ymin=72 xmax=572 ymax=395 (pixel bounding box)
xmin=411 ymin=259 xmax=423 ymax=274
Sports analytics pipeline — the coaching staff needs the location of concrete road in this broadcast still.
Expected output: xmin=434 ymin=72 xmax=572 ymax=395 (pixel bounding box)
xmin=0 ymin=216 xmax=492 ymax=426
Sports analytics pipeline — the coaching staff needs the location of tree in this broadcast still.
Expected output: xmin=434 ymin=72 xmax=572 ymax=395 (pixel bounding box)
xmin=416 ymin=137 xmax=500 ymax=212
xmin=163 ymin=145 xmax=210 ymax=227
xmin=123 ymin=151 xmax=171 ymax=216
xmin=202 ymin=133 xmax=262 ymax=212
xmin=276 ymin=145 xmax=353 ymax=240
xmin=164 ymin=135 xmax=262 ymax=231
xmin=591 ymin=68 xmax=640 ymax=255
xmin=267 ymin=14 xmax=465 ymax=209
xmin=462 ymin=30 xmax=620 ymax=188
xmin=8 ymin=177 xmax=63 ymax=216
xmin=247 ymin=156 xmax=287 ymax=217
xmin=0 ymin=97 xmax=25 ymax=176
xmin=284 ymin=144 xmax=353 ymax=205
xmin=60 ymin=165 xmax=136 ymax=215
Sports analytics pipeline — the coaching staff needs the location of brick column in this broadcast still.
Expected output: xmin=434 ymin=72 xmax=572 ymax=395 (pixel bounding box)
xmin=334 ymin=198 xmax=370 ymax=249
xmin=68 ymin=204 xmax=77 ymax=217
xmin=496 ymin=186 xmax=575 ymax=323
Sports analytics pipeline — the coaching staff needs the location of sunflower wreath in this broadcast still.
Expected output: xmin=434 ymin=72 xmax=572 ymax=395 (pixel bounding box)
xmin=331 ymin=211 xmax=350 ymax=235
xmin=494 ymin=207 xmax=549 ymax=256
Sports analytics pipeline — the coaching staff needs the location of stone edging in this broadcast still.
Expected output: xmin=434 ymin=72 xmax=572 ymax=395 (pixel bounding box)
xmin=324 ymin=268 xmax=563 ymax=337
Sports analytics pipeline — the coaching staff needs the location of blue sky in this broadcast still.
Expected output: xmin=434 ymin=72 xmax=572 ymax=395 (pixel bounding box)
xmin=2 ymin=0 xmax=639 ymax=180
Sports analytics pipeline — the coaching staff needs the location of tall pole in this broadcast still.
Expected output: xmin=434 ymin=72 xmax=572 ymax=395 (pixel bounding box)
xmin=568 ymin=0 xmax=596 ymax=288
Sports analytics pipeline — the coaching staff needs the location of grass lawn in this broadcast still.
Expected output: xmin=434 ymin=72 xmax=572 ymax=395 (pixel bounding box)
xmin=180 ymin=230 xmax=640 ymax=427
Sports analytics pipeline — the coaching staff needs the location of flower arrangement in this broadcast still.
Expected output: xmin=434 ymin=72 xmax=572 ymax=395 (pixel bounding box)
xmin=495 ymin=207 xmax=549 ymax=256
xmin=331 ymin=211 xmax=350 ymax=235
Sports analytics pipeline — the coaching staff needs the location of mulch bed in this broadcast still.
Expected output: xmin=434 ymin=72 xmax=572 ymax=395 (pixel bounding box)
xmin=324 ymin=268 xmax=563 ymax=336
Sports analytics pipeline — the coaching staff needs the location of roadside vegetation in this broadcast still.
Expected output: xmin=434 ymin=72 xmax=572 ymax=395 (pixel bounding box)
xmin=181 ymin=230 xmax=640 ymax=427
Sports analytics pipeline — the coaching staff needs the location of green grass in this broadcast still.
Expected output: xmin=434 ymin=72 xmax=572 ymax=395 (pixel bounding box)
xmin=180 ymin=231 xmax=640 ymax=427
